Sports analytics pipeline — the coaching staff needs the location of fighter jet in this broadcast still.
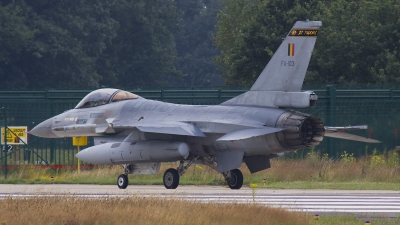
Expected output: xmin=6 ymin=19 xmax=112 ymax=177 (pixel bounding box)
xmin=30 ymin=20 xmax=379 ymax=190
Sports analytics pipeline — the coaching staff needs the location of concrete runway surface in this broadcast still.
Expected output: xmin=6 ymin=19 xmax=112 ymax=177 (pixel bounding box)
xmin=0 ymin=184 xmax=399 ymax=219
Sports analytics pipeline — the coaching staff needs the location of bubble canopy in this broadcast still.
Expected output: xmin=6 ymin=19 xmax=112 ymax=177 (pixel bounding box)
xmin=75 ymin=88 xmax=138 ymax=109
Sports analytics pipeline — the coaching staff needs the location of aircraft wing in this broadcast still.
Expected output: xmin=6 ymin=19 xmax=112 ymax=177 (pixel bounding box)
xmin=216 ymin=127 xmax=283 ymax=141
xmin=113 ymin=121 xmax=206 ymax=137
xmin=324 ymin=125 xmax=380 ymax=143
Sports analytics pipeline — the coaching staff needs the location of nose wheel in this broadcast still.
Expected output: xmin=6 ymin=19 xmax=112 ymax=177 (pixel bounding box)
xmin=117 ymin=174 xmax=128 ymax=189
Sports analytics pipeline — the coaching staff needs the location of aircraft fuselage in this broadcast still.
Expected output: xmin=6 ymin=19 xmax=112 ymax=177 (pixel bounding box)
xmin=32 ymin=98 xmax=324 ymax=159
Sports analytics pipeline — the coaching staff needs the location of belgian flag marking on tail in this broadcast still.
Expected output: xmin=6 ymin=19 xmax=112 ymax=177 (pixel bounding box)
xmin=288 ymin=43 xmax=295 ymax=56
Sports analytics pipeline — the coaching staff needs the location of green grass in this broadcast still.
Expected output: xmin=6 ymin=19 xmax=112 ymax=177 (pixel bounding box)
xmin=0 ymin=150 xmax=399 ymax=190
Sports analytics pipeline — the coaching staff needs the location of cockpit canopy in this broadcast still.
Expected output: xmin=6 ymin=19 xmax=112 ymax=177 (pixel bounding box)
xmin=75 ymin=88 xmax=138 ymax=109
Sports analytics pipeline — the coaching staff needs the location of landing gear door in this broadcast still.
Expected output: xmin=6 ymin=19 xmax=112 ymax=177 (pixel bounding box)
xmin=215 ymin=150 xmax=244 ymax=173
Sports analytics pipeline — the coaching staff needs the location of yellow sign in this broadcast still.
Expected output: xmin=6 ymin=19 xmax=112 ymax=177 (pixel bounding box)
xmin=73 ymin=136 xmax=88 ymax=146
xmin=1 ymin=126 xmax=28 ymax=145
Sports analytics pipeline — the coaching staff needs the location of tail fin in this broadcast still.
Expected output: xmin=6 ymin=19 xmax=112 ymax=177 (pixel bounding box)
xmin=222 ymin=21 xmax=322 ymax=108
xmin=251 ymin=20 xmax=322 ymax=92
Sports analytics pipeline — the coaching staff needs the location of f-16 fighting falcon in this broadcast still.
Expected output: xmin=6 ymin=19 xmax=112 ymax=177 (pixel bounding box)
xmin=30 ymin=21 xmax=379 ymax=190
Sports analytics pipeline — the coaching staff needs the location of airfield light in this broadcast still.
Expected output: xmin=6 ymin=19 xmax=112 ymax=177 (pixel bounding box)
xmin=262 ymin=178 xmax=266 ymax=186
xmin=365 ymin=220 xmax=371 ymax=225
xmin=313 ymin=214 xmax=319 ymax=220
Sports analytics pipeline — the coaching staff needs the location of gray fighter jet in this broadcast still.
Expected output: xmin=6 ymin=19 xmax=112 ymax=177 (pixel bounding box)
xmin=30 ymin=21 xmax=379 ymax=190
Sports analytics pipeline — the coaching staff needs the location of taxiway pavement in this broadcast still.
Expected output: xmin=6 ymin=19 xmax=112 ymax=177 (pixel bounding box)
xmin=0 ymin=184 xmax=398 ymax=218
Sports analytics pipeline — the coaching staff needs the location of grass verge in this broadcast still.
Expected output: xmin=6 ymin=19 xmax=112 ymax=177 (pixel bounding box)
xmin=0 ymin=150 xmax=398 ymax=190
xmin=0 ymin=196 xmax=398 ymax=225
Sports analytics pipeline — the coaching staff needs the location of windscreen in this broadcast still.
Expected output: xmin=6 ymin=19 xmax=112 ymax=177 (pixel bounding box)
xmin=75 ymin=89 xmax=118 ymax=109
xmin=111 ymin=91 xmax=138 ymax=102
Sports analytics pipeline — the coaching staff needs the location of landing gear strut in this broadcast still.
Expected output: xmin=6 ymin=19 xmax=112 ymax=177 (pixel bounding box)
xmin=197 ymin=157 xmax=244 ymax=190
xmin=163 ymin=156 xmax=199 ymax=189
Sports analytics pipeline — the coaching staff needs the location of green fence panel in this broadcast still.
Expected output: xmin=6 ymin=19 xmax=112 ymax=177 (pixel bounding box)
xmin=0 ymin=85 xmax=399 ymax=165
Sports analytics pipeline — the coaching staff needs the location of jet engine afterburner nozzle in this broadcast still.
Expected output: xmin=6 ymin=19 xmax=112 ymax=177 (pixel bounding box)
xmin=276 ymin=111 xmax=325 ymax=150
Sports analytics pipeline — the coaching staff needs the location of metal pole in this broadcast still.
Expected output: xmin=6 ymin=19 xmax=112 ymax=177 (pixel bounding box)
xmin=77 ymin=144 xmax=80 ymax=174
xmin=327 ymin=85 xmax=336 ymax=157
xmin=77 ymin=137 xmax=81 ymax=174
xmin=49 ymin=96 xmax=55 ymax=164
xmin=2 ymin=107 xmax=7 ymax=179
xmin=6 ymin=128 xmax=55 ymax=170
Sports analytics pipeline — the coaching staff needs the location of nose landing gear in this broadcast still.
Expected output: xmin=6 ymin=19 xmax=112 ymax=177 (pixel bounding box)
xmin=117 ymin=174 xmax=128 ymax=189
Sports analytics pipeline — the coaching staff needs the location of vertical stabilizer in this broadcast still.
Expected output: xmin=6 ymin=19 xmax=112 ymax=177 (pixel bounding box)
xmin=251 ymin=21 xmax=322 ymax=92
xmin=222 ymin=21 xmax=322 ymax=108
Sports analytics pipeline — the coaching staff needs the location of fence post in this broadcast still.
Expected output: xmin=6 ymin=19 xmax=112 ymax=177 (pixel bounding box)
xmin=2 ymin=108 xmax=7 ymax=179
xmin=49 ymin=92 xmax=55 ymax=164
xmin=327 ymin=85 xmax=336 ymax=157
xmin=45 ymin=89 xmax=48 ymax=102
xmin=191 ymin=87 xmax=194 ymax=105
xmin=390 ymin=88 xmax=393 ymax=101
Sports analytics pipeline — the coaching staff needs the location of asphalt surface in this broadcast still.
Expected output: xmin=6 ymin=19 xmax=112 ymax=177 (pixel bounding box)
xmin=0 ymin=184 xmax=399 ymax=219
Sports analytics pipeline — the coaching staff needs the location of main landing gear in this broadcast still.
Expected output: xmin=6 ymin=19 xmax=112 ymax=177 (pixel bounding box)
xmin=162 ymin=156 xmax=244 ymax=190
xmin=116 ymin=156 xmax=244 ymax=190
xmin=163 ymin=156 xmax=199 ymax=189
xmin=222 ymin=169 xmax=243 ymax=189
xmin=163 ymin=168 xmax=180 ymax=189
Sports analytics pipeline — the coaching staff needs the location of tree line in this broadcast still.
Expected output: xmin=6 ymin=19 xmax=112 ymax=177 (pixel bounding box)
xmin=215 ymin=0 xmax=400 ymax=86
xmin=0 ymin=0 xmax=399 ymax=89
xmin=0 ymin=0 xmax=223 ymax=89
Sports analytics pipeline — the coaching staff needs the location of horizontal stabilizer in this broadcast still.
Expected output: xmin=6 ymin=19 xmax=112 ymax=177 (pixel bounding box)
xmin=216 ymin=127 xmax=283 ymax=141
xmin=324 ymin=131 xmax=380 ymax=143
xmin=325 ymin=125 xmax=368 ymax=131
xmin=113 ymin=122 xmax=206 ymax=137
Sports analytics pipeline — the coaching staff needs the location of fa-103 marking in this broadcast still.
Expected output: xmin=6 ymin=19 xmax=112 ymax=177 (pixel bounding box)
xmin=281 ymin=61 xmax=295 ymax=66
xmin=31 ymin=21 xmax=379 ymax=190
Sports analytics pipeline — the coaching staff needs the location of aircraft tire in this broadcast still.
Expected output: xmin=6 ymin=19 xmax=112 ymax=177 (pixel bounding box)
xmin=227 ymin=169 xmax=243 ymax=189
xmin=163 ymin=168 xmax=179 ymax=189
xmin=117 ymin=174 xmax=129 ymax=189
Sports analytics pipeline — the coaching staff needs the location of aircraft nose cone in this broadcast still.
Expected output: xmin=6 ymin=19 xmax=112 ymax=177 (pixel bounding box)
xmin=76 ymin=150 xmax=87 ymax=161
xmin=30 ymin=118 xmax=57 ymax=138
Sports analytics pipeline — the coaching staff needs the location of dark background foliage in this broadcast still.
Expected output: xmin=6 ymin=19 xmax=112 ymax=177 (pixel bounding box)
xmin=0 ymin=0 xmax=398 ymax=89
